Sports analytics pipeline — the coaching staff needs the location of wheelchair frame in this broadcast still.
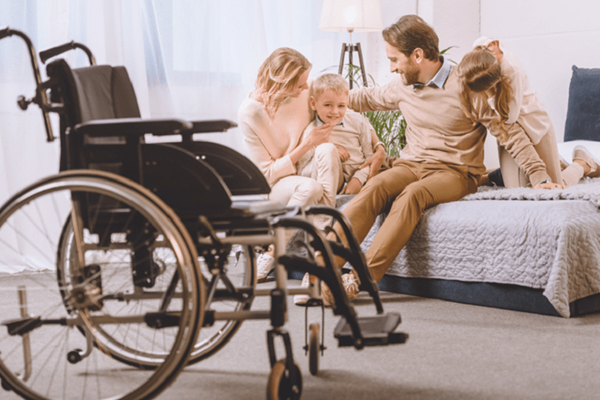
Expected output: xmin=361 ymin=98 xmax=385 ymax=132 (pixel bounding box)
xmin=0 ymin=27 xmax=407 ymax=400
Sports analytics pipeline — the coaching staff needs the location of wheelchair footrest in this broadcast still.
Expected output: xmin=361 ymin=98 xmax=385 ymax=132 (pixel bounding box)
xmin=334 ymin=312 xmax=407 ymax=347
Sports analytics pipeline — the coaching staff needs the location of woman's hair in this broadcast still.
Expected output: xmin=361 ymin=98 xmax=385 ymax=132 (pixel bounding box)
xmin=309 ymin=73 xmax=349 ymax=99
xmin=382 ymin=15 xmax=439 ymax=62
xmin=255 ymin=47 xmax=312 ymax=120
xmin=457 ymin=46 xmax=513 ymax=140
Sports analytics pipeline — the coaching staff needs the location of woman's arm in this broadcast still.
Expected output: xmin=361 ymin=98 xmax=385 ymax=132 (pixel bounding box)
xmin=475 ymin=101 xmax=561 ymax=189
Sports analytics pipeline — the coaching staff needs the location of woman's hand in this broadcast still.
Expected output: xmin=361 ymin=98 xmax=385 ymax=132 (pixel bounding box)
xmin=360 ymin=145 xmax=387 ymax=180
xmin=534 ymin=181 xmax=564 ymax=190
xmin=340 ymin=178 xmax=362 ymax=195
xmin=336 ymin=145 xmax=350 ymax=162
xmin=303 ymin=123 xmax=333 ymax=148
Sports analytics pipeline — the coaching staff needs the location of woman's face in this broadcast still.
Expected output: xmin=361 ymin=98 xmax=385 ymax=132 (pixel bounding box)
xmin=284 ymin=69 xmax=310 ymax=99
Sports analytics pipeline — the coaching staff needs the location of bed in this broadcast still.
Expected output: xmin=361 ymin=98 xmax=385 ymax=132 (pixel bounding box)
xmin=340 ymin=65 xmax=600 ymax=318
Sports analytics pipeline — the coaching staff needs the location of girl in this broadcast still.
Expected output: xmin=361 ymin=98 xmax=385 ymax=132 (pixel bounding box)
xmin=457 ymin=38 xmax=598 ymax=188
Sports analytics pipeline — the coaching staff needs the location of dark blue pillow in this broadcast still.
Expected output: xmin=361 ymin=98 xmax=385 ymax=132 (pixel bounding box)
xmin=564 ymin=66 xmax=600 ymax=142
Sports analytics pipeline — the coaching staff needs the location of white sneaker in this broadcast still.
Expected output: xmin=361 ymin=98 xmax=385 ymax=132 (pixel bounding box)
xmin=256 ymin=253 xmax=274 ymax=283
xmin=293 ymin=273 xmax=310 ymax=305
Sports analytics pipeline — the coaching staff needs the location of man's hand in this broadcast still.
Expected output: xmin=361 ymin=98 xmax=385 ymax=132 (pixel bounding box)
xmin=360 ymin=145 xmax=387 ymax=180
xmin=336 ymin=145 xmax=350 ymax=162
xmin=340 ymin=178 xmax=362 ymax=194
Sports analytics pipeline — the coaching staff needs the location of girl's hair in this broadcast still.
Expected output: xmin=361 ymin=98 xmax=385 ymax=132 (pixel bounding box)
xmin=255 ymin=47 xmax=312 ymax=120
xmin=457 ymin=46 xmax=513 ymax=141
xmin=309 ymin=73 xmax=349 ymax=99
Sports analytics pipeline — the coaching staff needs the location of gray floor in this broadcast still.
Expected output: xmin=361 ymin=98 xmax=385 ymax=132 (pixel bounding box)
xmin=4 ymin=279 xmax=600 ymax=400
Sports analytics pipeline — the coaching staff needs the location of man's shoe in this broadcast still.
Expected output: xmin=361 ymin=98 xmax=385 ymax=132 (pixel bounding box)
xmin=293 ymin=273 xmax=310 ymax=305
xmin=320 ymin=270 xmax=361 ymax=307
xmin=256 ymin=253 xmax=274 ymax=283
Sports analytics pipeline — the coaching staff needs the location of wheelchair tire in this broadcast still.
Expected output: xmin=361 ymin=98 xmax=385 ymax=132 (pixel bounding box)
xmin=308 ymin=322 xmax=320 ymax=376
xmin=0 ymin=170 xmax=203 ymax=400
xmin=267 ymin=359 xmax=302 ymax=400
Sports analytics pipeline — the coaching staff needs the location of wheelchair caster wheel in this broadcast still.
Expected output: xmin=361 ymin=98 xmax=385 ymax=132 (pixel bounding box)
xmin=308 ymin=323 xmax=319 ymax=376
xmin=67 ymin=349 xmax=83 ymax=364
xmin=267 ymin=359 xmax=302 ymax=400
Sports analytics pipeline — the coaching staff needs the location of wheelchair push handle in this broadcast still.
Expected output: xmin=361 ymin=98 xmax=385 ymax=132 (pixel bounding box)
xmin=0 ymin=27 xmax=55 ymax=142
xmin=0 ymin=27 xmax=10 ymax=40
xmin=40 ymin=40 xmax=96 ymax=65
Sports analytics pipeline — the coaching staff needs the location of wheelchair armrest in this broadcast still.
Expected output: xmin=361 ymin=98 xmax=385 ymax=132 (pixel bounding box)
xmin=73 ymin=118 xmax=193 ymax=137
xmin=189 ymin=119 xmax=237 ymax=134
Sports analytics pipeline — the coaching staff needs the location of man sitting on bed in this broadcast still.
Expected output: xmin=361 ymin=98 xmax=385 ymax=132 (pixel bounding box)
xmin=319 ymin=14 xmax=562 ymax=306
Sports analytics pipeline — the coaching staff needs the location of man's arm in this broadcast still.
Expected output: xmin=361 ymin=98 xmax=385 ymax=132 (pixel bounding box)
xmin=348 ymin=76 xmax=404 ymax=113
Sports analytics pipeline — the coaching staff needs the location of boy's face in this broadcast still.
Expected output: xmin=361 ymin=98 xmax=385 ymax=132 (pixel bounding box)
xmin=309 ymin=89 xmax=348 ymax=125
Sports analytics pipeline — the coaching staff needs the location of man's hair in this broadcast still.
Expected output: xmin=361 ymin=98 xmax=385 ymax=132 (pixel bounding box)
xmin=309 ymin=73 xmax=349 ymax=99
xmin=382 ymin=15 xmax=439 ymax=62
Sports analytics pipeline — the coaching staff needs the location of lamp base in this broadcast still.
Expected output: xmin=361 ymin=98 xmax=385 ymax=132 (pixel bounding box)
xmin=338 ymin=42 xmax=368 ymax=89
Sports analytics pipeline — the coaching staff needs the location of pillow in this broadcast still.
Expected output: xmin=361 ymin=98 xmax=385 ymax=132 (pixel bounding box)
xmin=564 ymin=66 xmax=600 ymax=142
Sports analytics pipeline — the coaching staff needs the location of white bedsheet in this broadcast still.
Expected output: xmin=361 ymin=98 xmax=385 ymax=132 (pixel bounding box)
xmin=356 ymin=179 xmax=600 ymax=317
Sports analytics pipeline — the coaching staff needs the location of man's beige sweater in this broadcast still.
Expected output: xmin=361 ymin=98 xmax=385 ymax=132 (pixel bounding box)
xmin=349 ymin=69 xmax=550 ymax=186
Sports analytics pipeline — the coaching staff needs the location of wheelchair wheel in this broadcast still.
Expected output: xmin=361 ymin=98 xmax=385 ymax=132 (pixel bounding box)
xmin=0 ymin=170 xmax=203 ymax=400
xmin=187 ymin=243 xmax=255 ymax=364
xmin=308 ymin=323 xmax=320 ymax=376
xmin=267 ymin=359 xmax=302 ymax=400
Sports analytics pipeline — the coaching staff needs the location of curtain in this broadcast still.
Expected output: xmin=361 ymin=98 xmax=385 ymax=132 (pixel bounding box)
xmin=0 ymin=0 xmax=368 ymax=272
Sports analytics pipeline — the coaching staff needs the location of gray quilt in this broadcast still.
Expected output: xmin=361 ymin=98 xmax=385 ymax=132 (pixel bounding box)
xmin=350 ymin=179 xmax=600 ymax=317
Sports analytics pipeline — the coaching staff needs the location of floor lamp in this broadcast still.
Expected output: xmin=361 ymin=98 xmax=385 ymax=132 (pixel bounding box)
xmin=319 ymin=0 xmax=383 ymax=89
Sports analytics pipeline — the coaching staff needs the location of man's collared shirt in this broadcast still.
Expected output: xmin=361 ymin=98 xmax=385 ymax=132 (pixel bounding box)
xmin=413 ymin=56 xmax=452 ymax=90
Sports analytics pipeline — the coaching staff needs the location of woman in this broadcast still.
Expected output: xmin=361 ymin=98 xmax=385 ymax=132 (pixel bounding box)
xmin=238 ymin=47 xmax=386 ymax=284
xmin=457 ymin=39 xmax=598 ymax=188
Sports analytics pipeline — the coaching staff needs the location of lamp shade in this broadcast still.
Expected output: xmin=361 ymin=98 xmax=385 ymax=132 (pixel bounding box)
xmin=319 ymin=0 xmax=383 ymax=32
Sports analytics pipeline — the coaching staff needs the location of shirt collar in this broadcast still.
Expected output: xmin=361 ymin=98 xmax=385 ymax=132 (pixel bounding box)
xmin=413 ymin=56 xmax=452 ymax=90
xmin=316 ymin=115 xmax=344 ymax=127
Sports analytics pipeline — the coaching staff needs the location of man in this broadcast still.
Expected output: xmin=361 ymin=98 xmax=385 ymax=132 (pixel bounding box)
xmin=320 ymin=15 xmax=560 ymax=305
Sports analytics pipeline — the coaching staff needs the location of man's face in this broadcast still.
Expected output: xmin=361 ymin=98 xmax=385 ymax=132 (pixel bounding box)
xmin=309 ymin=89 xmax=348 ymax=125
xmin=385 ymin=41 xmax=420 ymax=86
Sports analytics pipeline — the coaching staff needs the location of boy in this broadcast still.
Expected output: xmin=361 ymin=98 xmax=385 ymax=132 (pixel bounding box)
xmin=296 ymin=73 xmax=384 ymax=204
xmin=293 ymin=73 xmax=384 ymax=305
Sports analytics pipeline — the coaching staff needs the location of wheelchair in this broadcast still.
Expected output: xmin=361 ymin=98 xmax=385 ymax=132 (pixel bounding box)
xmin=0 ymin=28 xmax=408 ymax=400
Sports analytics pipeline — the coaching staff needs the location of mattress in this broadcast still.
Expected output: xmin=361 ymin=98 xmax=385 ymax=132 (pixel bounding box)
xmin=353 ymin=179 xmax=600 ymax=317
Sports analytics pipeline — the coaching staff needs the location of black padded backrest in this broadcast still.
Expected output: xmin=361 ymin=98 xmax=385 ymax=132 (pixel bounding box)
xmin=47 ymin=59 xmax=142 ymax=172
xmin=47 ymin=59 xmax=141 ymax=126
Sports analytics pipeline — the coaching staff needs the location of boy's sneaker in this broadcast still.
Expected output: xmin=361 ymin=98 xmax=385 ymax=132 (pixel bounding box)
xmin=293 ymin=273 xmax=311 ymax=305
xmin=256 ymin=253 xmax=274 ymax=283
xmin=320 ymin=270 xmax=361 ymax=307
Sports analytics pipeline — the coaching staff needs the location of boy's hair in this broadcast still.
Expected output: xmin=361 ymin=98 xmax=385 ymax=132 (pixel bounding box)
xmin=382 ymin=15 xmax=439 ymax=62
xmin=309 ymin=73 xmax=349 ymax=99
